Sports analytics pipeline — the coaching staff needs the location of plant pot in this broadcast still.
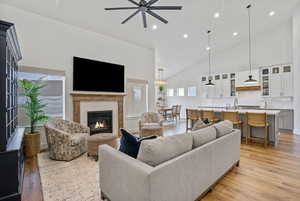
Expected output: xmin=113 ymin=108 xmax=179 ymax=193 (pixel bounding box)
xmin=24 ymin=132 xmax=41 ymax=157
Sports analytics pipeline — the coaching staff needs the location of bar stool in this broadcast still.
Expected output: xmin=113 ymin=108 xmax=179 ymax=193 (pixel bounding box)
xmin=202 ymin=110 xmax=219 ymax=123
xmin=186 ymin=109 xmax=201 ymax=131
xmin=246 ymin=112 xmax=269 ymax=147
xmin=221 ymin=111 xmax=243 ymax=129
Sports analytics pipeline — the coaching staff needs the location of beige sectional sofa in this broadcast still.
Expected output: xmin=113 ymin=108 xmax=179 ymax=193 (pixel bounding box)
xmin=99 ymin=121 xmax=241 ymax=201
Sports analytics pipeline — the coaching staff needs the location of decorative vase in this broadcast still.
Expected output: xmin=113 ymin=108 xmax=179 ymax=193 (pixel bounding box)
xmin=24 ymin=132 xmax=41 ymax=157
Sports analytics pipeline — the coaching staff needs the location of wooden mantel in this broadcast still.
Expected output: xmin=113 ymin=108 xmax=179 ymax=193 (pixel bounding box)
xmin=70 ymin=92 xmax=126 ymax=136
xmin=236 ymin=86 xmax=261 ymax=92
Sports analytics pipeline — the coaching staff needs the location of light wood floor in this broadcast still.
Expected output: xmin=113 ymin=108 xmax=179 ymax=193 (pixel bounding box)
xmin=22 ymin=121 xmax=300 ymax=201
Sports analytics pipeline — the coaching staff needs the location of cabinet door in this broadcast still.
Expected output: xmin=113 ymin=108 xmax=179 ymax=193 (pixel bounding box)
xmin=285 ymin=110 xmax=294 ymax=130
xmin=214 ymin=75 xmax=222 ymax=98
xmin=270 ymin=67 xmax=281 ymax=97
xmin=281 ymin=66 xmax=293 ymax=97
xmin=200 ymin=76 xmax=208 ymax=98
xmin=222 ymin=74 xmax=231 ymax=97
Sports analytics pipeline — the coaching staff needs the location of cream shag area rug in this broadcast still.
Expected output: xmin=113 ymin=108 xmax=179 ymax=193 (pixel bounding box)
xmin=38 ymin=152 xmax=102 ymax=201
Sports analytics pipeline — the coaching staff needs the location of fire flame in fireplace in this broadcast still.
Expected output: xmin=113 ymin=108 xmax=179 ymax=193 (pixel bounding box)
xmin=95 ymin=121 xmax=105 ymax=129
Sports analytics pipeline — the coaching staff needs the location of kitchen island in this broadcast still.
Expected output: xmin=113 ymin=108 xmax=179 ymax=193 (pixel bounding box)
xmin=197 ymin=107 xmax=281 ymax=146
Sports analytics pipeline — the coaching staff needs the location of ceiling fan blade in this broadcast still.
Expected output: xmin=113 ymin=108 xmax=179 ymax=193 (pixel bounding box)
xmin=105 ymin=7 xmax=139 ymax=11
xmin=149 ymin=6 xmax=182 ymax=10
xmin=128 ymin=0 xmax=140 ymax=6
xmin=142 ymin=11 xmax=147 ymax=28
xmin=146 ymin=0 xmax=159 ymax=6
xmin=122 ymin=9 xmax=141 ymax=24
xmin=146 ymin=10 xmax=168 ymax=24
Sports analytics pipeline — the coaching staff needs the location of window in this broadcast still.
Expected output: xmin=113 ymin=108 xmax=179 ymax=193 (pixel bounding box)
xmin=167 ymin=88 xmax=174 ymax=97
xmin=188 ymin=86 xmax=197 ymax=97
xmin=177 ymin=88 xmax=185 ymax=96
xmin=18 ymin=71 xmax=65 ymax=127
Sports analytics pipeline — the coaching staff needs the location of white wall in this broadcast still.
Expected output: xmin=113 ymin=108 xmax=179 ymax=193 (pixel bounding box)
xmin=0 ymin=4 xmax=156 ymax=130
xmin=293 ymin=6 xmax=300 ymax=135
xmin=167 ymin=20 xmax=293 ymax=115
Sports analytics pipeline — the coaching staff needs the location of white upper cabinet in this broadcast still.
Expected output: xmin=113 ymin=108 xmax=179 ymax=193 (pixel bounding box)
xmin=270 ymin=66 xmax=281 ymax=97
xmin=221 ymin=73 xmax=232 ymax=97
xmin=263 ymin=65 xmax=293 ymax=98
xmin=281 ymin=65 xmax=293 ymax=97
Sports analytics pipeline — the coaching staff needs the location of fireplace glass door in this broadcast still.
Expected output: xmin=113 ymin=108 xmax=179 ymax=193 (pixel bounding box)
xmin=87 ymin=110 xmax=113 ymax=135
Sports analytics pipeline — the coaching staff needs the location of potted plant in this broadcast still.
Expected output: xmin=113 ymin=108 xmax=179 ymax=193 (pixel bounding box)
xmin=19 ymin=79 xmax=49 ymax=157
xmin=158 ymin=85 xmax=165 ymax=93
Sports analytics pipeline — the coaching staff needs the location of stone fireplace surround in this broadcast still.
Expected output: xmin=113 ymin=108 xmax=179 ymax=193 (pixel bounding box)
xmin=71 ymin=92 xmax=125 ymax=136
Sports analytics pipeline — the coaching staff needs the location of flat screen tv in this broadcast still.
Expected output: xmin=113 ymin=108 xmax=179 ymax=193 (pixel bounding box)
xmin=73 ymin=57 xmax=125 ymax=93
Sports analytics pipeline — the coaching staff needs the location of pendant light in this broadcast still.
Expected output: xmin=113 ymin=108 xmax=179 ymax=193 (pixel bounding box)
xmin=205 ymin=30 xmax=215 ymax=86
xmin=244 ymin=4 xmax=258 ymax=84
xmin=155 ymin=68 xmax=167 ymax=85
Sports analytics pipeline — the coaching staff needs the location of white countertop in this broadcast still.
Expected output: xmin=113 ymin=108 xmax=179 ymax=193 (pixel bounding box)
xmin=196 ymin=107 xmax=281 ymax=115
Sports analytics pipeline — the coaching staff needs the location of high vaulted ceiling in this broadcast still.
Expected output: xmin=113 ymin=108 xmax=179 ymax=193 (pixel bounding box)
xmin=1 ymin=0 xmax=300 ymax=78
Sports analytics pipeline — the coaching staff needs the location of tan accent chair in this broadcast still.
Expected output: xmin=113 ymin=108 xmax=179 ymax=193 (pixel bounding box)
xmin=139 ymin=112 xmax=164 ymax=137
xmin=44 ymin=119 xmax=89 ymax=161
xmin=87 ymin=133 xmax=118 ymax=159
xmin=246 ymin=112 xmax=269 ymax=147
xmin=202 ymin=110 xmax=220 ymax=123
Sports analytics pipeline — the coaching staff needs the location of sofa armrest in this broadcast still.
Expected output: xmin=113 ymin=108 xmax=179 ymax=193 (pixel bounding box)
xmin=99 ymin=145 xmax=153 ymax=201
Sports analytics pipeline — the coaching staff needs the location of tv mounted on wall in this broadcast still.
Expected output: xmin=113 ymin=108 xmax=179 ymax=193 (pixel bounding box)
xmin=73 ymin=57 xmax=125 ymax=93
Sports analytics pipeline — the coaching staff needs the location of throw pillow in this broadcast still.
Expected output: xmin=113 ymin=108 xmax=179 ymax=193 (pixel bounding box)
xmin=214 ymin=120 xmax=233 ymax=138
xmin=203 ymin=118 xmax=210 ymax=124
xmin=137 ymin=134 xmax=193 ymax=167
xmin=192 ymin=120 xmax=208 ymax=131
xmin=119 ymin=129 xmax=157 ymax=158
xmin=191 ymin=126 xmax=217 ymax=148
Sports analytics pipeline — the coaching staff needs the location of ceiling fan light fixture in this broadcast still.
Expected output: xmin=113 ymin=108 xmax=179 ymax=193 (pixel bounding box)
xmin=105 ymin=0 xmax=182 ymax=28
xmin=152 ymin=24 xmax=158 ymax=30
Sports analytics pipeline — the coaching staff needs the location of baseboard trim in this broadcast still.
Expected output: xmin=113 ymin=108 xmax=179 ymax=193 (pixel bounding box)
xmin=293 ymin=129 xmax=300 ymax=135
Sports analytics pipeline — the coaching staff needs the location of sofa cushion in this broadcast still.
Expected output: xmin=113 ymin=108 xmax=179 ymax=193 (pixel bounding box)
xmin=191 ymin=126 xmax=217 ymax=148
xmin=192 ymin=120 xmax=208 ymax=131
xmin=137 ymin=134 xmax=193 ymax=167
xmin=214 ymin=120 xmax=233 ymax=138
xmin=119 ymin=129 xmax=157 ymax=158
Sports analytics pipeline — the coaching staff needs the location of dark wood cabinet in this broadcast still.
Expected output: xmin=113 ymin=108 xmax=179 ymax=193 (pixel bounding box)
xmin=0 ymin=20 xmax=24 ymax=201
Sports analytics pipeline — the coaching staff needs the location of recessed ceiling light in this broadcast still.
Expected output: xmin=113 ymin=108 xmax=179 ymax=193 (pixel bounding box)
xmin=233 ymin=32 xmax=238 ymax=36
xmin=152 ymin=25 xmax=158 ymax=30
xmin=214 ymin=12 xmax=220 ymax=18
xmin=183 ymin=34 xmax=189 ymax=39
xmin=206 ymin=46 xmax=211 ymax=51
xmin=269 ymin=11 xmax=275 ymax=16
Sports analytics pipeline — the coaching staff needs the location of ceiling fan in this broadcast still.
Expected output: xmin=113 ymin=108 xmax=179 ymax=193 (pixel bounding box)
xmin=105 ymin=0 xmax=182 ymax=28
